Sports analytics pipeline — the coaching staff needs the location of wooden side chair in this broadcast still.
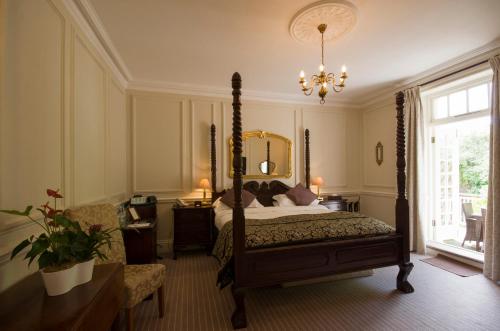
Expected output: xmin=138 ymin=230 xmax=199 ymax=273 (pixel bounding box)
xmin=65 ymin=204 xmax=166 ymax=331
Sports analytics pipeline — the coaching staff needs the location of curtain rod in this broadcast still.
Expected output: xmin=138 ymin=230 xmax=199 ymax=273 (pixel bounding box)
xmin=418 ymin=59 xmax=489 ymax=87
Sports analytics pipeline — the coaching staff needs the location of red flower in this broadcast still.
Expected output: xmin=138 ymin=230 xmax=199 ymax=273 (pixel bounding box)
xmin=47 ymin=220 xmax=59 ymax=228
xmin=89 ymin=224 xmax=103 ymax=233
xmin=46 ymin=189 xmax=63 ymax=199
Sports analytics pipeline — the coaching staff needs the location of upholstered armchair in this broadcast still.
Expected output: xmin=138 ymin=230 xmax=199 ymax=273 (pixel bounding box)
xmin=65 ymin=204 xmax=166 ymax=331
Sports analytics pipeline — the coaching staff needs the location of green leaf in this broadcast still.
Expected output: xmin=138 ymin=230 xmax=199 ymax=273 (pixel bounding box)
xmin=0 ymin=206 xmax=33 ymax=216
xmin=38 ymin=251 xmax=56 ymax=269
xmin=25 ymin=238 xmax=50 ymax=266
xmin=10 ymin=239 xmax=31 ymax=260
xmin=53 ymin=214 xmax=77 ymax=229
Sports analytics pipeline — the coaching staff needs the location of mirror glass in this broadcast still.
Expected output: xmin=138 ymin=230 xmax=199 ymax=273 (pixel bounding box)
xmin=229 ymin=131 xmax=292 ymax=178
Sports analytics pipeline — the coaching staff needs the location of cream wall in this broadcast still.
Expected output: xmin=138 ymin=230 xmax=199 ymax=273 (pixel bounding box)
xmin=360 ymin=97 xmax=397 ymax=226
xmin=0 ymin=0 xmax=129 ymax=291
xmin=129 ymin=90 xmax=362 ymax=250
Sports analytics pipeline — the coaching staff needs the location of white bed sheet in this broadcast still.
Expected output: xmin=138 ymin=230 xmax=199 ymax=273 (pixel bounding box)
xmin=214 ymin=205 xmax=330 ymax=231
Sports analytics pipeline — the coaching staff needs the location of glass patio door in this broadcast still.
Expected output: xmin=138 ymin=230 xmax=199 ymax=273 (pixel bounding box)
xmin=431 ymin=124 xmax=460 ymax=243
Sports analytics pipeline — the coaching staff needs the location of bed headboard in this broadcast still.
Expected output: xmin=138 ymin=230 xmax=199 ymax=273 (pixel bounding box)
xmin=243 ymin=181 xmax=291 ymax=207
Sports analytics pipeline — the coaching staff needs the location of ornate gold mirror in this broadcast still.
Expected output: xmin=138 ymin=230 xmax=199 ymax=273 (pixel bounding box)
xmin=229 ymin=130 xmax=292 ymax=178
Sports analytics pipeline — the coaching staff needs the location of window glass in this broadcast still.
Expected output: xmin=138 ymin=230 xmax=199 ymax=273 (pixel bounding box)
xmin=449 ymin=90 xmax=467 ymax=116
xmin=468 ymin=84 xmax=488 ymax=112
xmin=432 ymin=96 xmax=448 ymax=119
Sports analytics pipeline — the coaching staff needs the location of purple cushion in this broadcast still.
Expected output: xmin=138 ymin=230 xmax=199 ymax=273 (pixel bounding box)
xmin=286 ymin=183 xmax=317 ymax=206
xmin=220 ymin=189 xmax=256 ymax=208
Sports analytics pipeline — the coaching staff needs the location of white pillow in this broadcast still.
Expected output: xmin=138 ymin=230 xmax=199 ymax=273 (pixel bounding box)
xmin=212 ymin=196 xmax=264 ymax=211
xmin=309 ymin=199 xmax=320 ymax=206
xmin=272 ymin=194 xmax=320 ymax=207
xmin=272 ymin=194 xmax=296 ymax=207
xmin=248 ymin=198 xmax=265 ymax=208
xmin=212 ymin=197 xmax=231 ymax=213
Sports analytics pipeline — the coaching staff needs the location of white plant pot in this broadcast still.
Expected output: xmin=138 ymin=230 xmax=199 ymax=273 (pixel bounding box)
xmin=40 ymin=258 xmax=95 ymax=296
xmin=75 ymin=258 xmax=95 ymax=285
xmin=41 ymin=264 xmax=78 ymax=296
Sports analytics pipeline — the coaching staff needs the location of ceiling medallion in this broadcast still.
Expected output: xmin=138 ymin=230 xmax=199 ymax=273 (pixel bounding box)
xmin=289 ymin=0 xmax=358 ymax=44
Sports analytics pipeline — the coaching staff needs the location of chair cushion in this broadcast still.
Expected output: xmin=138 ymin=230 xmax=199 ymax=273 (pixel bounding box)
xmin=123 ymin=264 xmax=166 ymax=308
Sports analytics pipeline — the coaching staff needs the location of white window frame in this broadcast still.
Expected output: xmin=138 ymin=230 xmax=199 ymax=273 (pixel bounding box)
xmin=421 ymin=69 xmax=492 ymax=257
xmin=427 ymin=75 xmax=492 ymax=126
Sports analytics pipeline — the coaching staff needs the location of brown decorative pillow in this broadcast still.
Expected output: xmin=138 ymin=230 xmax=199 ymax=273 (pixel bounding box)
xmin=286 ymin=183 xmax=317 ymax=206
xmin=220 ymin=189 xmax=256 ymax=208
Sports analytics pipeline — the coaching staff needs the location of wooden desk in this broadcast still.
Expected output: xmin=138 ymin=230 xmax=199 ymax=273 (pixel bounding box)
xmin=0 ymin=263 xmax=124 ymax=331
xmin=122 ymin=219 xmax=158 ymax=264
xmin=123 ymin=202 xmax=158 ymax=264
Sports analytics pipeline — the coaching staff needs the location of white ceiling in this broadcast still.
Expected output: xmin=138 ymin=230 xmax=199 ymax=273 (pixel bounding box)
xmin=89 ymin=0 xmax=500 ymax=102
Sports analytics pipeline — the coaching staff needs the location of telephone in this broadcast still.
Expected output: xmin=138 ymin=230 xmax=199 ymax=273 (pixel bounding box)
xmin=130 ymin=195 xmax=157 ymax=205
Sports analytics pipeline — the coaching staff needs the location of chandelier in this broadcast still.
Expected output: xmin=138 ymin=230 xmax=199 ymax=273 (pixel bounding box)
xmin=298 ymin=24 xmax=348 ymax=104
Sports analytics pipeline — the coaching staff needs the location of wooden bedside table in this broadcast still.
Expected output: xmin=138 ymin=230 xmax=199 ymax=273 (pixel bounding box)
xmin=320 ymin=196 xmax=348 ymax=211
xmin=172 ymin=204 xmax=214 ymax=259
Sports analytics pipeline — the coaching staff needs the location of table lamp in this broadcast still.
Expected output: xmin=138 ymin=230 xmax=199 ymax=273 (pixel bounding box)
xmin=311 ymin=176 xmax=324 ymax=198
xmin=199 ymin=178 xmax=210 ymax=201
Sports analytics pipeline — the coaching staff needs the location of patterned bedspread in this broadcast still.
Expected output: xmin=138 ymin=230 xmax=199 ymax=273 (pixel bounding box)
xmin=213 ymin=211 xmax=395 ymax=287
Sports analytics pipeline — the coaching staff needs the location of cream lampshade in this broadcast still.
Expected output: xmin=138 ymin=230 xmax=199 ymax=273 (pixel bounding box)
xmin=311 ymin=176 xmax=324 ymax=197
xmin=199 ymin=178 xmax=210 ymax=200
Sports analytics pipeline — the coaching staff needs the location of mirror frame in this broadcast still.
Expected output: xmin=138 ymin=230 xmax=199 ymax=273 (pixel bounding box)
xmin=228 ymin=130 xmax=292 ymax=179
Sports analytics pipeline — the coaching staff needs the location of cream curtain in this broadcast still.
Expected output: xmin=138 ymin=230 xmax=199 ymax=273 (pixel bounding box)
xmin=404 ymin=87 xmax=427 ymax=254
xmin=484 ymin=55 xmax=500 ymax=283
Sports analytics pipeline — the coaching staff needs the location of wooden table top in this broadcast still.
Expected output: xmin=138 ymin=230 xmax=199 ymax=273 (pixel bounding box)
xmin=0 ymin=263 xmax=124 ymax=331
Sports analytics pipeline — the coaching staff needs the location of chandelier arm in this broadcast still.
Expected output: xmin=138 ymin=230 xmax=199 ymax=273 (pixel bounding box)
xmin=332 ymin=85 xmax=343 ymax=93
xmin=303 ymin=86 xmax=314 ymax=96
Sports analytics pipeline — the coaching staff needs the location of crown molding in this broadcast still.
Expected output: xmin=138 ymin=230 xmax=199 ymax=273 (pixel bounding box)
xmin=63 ymin=0 xmax=499 ymax=112
xmin=128 ymin=79 xmax=361 ymax=109
xmin=63 ymin=0 xmax=131 ymax=88
xmin=359 ymin=38 xmax=500 ymax=109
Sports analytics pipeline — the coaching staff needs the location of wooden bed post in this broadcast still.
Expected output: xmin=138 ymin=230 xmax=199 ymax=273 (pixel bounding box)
xmin=231 ymin=72 xmax=247 ymax=329
xmin=210 ymin=124 xmax=217 ymax=202
xmin=395 ymin=91 xmax=414 ymax=293
xmin=305 ymin=129 xmax=310 ymax=189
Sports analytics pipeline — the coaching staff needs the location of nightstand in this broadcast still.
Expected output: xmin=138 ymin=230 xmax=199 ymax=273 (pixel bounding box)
xmin=320 ymin=196 xmax=348 ymax=211
xmin=172 ymin=205 xmax=214 ymax=259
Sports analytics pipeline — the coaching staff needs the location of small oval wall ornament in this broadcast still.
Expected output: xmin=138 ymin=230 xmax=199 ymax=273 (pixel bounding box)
xmin=375 ymin=142 xmax=383 ymax=166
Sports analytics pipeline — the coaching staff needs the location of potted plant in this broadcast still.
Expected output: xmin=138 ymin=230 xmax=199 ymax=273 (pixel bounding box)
xmin=0 ymin=189 xmax=115 ymax=296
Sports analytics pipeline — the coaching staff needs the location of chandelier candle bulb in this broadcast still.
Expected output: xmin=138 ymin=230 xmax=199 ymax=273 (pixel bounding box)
xmin=319 ymin=64 xmax=325 ymax=72
xmin=300 ymin=70 xmax=305 ymax=78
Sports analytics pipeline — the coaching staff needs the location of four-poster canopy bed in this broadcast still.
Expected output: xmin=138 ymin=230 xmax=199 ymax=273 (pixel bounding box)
xmin=209 ymin=72 xmax=414 ymax=329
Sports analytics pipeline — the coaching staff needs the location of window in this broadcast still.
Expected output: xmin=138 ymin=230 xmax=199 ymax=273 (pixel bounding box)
xmin=423 ymin=69 xmax=492 ymax=258
xmin=430 ymin=82 xmax=492 ymax=121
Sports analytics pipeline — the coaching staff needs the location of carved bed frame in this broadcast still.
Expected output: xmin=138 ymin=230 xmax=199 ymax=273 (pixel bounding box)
xmin=210 ymin=72 xmax=414 ymax=329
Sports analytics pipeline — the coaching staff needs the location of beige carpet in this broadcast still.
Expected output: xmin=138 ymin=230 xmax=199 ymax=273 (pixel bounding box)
xmin=131 ymin=252 xmax=500 ymax=331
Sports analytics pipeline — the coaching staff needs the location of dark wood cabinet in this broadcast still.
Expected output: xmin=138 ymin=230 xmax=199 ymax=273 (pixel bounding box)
xmin=173 ymin=205 xmax=213 ymax=259
xmin=122 ymin=202 xmax=158 ymax=264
